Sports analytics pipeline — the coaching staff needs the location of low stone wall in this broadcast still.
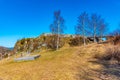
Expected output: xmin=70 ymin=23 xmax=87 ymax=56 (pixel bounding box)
xmin=14 ymin=54 xmax=40 ymax=62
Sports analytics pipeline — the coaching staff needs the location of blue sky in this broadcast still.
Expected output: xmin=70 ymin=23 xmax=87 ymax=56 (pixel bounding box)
xmin=0 ymin=0 xmax=120 ymax=47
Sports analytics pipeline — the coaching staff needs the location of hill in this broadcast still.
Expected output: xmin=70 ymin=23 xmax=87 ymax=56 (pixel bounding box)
xmin=8 ymin=47 xmax=14 ymax=50
xmin=0 ymin=46 xmax=11 ymax=57
xmin=0 ymin=46 xmax=10 ymax=52
xmin=13 ymin=34 xmax=91 ymax=53
xmin=0 ymin=43 xmax=119 ymax=80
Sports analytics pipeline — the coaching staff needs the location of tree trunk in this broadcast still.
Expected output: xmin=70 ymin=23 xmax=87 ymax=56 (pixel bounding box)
xmin=56 ymin=21 xmax=60 ymax=50
xmin=94 ymin=34 xmax=96 ymax=43
xmin=83 ymin=36 xmax=86 ymax=45
xmin=83 ymin=27 xmax=86 ymax=46
xmin=93 ymin=24 xmax=96 ymax=43
xmin=82 ymin=21 xmax=86 ymax=46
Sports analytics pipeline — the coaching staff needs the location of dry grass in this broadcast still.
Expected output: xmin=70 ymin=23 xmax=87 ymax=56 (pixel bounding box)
xmin=0 ymin=43 xmax=114 ymax=80
xmin=102 ymin=44 xmax=120 ymax=64
xmin=0 ymin=46 xmax=78 ymax=80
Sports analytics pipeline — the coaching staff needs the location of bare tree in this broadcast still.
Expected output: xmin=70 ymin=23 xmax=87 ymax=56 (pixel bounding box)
xmin=90 ymin=14 xmax=107 ymax=42
xmin=98 ymin=19 xmax=108 ymax=39
xmin=75 ymin=12 xmax=89 ymax=45
xmin=90 ymin=14 xmax=100 ymax=42
xmin=50 ymin=10 xmax=65 ymax=50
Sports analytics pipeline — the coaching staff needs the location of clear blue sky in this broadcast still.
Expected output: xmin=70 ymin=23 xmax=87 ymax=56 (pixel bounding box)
xmin=0 ymin=0 xmax=120 ymax=47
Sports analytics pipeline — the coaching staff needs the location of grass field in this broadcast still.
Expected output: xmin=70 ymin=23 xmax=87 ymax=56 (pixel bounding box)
xmin=0 ymin=43 xmax=118 ymax=80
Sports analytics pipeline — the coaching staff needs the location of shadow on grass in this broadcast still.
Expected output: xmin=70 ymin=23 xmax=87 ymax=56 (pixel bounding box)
xmin=89 ymin=59 xmax=120 ymax=79
xmin=76 ymin=68 xmax=95 ymax=80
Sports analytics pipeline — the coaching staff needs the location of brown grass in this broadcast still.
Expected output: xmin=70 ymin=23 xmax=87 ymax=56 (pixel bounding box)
xmin=102 ymin=44 xmax=120 ymax=64
xmin=0 ymin=43 xmax=114 ymax=80
xmin=0 ymin=47 xmax=78 ymax=80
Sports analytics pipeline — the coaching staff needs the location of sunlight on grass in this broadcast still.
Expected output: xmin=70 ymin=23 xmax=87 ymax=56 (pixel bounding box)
xmin=0 ymin=44 xmax=108 ymax=80
xmin=0 ymin=46 xmax=78 ymax=80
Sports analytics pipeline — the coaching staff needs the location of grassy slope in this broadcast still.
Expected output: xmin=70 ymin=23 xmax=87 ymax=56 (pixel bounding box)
xmin=0 ymin=44 xmax=107 ymax=80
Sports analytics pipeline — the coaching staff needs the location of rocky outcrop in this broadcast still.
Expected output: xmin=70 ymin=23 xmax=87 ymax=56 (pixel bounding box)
xmin=14 ymin=35 xmax=45 ymax=53
xmin=14 ymin=34 xmax=91 ymax=53
xmin=13 ymin=34 xmax=66 ymax=53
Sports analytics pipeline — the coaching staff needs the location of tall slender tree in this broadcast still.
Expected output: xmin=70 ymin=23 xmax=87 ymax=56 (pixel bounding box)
xmin=75 ymin=12 xmax=89 ymax=45
xmin=90 ymin=14 xmax=108 ymax=42
xmin=50 ymin=10 xmax=65 ymax=50
xmin=98 ymin=19 xmax=108 ymax=39
xmin=90 ymin=14 xmax=100 ymax=42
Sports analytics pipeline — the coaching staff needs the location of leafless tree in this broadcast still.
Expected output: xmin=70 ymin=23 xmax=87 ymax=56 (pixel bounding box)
xmin=90 ymin=14 xmax=108 ymax=42
xmin=50 ymin=10 xmax=65 ymax=50
xmin=90 ymin=14 xmax=100 ymax=42
xmin=75 ymin=12 xmax=89 ymax=45
xmin=98 ymin=19 xmax=108 ymax=39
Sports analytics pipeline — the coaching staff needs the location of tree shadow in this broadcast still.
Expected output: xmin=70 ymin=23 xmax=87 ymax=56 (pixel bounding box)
xmin=89 ymin=59 xmax=120 ymax=79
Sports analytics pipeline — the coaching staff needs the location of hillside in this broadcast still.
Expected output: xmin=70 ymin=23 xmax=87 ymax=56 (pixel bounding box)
xmin=13 ymin=34 xmax=91 ymax=53
xmin=0 ymin=43 xmax=119 ymax=80
xmin=0 ymin=46 xmax=11 ymax=53
xmin=0 ymin=46 xmax=11 ymax=58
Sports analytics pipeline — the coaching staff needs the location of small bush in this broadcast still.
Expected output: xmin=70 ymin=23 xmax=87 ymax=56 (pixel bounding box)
xmin=103 ymin=45 xmax=120 ymax=63
xmin=113 ymin=36 xmax=120 ymax=45
xmin=69 ymin=36 xmax=90 ymax=46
